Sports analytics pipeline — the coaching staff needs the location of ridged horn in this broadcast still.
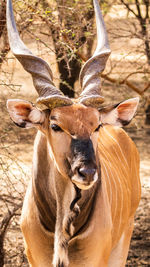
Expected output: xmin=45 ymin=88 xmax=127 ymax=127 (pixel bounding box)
xmin=79 ymin=0 xmax=111 ymax=107
xmin=6 ymin=0 xmax=73 ymax=109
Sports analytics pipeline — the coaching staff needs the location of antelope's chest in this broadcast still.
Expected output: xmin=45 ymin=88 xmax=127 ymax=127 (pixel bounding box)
xmin=66 ymin=193 xmax=112 ymax=266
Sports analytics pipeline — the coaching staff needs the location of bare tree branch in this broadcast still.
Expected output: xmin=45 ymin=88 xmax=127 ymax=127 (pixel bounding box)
xmin=101 ymin=72 xmax=150 ymax=96
xmin=0 ymin=204 xmax=22 ymax=267
xmin=79 ymin=50 xmax=150 ymax=96
xmin=135 ymin=0 xmax=143 ymax=19
xmin=143 ymin=0 xmax=150 ymax=19
xmin=0 ymin=205 xmax=22 ymax=236
xmin=120 ymin=0 xmax=138 ymax=18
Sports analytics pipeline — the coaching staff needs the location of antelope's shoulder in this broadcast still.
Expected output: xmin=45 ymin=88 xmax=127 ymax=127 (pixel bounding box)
xmin=98 ymin=125 xmax=139 ymax=162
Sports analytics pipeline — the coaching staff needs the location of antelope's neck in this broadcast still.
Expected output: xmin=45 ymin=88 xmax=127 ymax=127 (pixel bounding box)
xmin=49 ymin=158 xmax=100 ymax=238
xmin=73 ymin=181 xmax=100 ymax=236
xmin=32 ymin=131 xmax=100 ymax=235
xmin=32 ymin=131 xmax=56 ymax=232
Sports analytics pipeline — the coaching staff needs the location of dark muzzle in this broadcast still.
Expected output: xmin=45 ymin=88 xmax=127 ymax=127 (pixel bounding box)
xmin=70 ymin=138 xmax=98 ymax=190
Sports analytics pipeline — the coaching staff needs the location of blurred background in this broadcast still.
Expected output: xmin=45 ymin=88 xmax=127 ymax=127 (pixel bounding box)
xmin=0 ymin=0 xmax=149 ymax=266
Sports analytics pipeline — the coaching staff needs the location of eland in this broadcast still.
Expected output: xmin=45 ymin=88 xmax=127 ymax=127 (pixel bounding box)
xmin=6 ymin=0 xmax=141 ymax=266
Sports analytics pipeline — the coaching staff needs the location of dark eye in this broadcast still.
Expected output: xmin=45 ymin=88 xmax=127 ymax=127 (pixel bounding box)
xmin=95 ymin=124 xmax=103 ymax=132
xmin=51 ymin=124 xmax=62 ymax=132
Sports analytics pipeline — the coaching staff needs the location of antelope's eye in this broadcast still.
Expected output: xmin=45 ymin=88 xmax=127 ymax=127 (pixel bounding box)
xmin=94 ymin=124 xmax=103 ymax=132
xmin=51 ymin=124 xmax=62 ymax=132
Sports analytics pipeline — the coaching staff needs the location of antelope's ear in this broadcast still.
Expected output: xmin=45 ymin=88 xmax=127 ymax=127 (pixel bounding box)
xmin=7 ymin=99 xmax=46 ymax=128
xmin=100 ymin=97 xmax=139 ymax=127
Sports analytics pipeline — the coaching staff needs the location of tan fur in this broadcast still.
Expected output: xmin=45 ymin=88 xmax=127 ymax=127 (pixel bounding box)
xmin=50 ymin=104 xmax=100 ymax=138
xmin=18 ymin=103 xmax=140 ymax=267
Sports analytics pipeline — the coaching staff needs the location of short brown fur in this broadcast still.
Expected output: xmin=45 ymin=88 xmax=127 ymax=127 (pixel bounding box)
xmin=18 ymin=103 xmax=141 ymax=267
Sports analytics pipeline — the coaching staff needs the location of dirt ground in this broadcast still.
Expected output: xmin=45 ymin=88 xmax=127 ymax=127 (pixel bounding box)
xmin=0 ymin=4 xmax=150 ymax=266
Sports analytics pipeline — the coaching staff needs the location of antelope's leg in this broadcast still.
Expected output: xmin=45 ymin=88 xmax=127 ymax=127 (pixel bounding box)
xmin=108 ymin=217 xmax=134 ymax=267
xmin=25 ymin=247 xmax=36 ymax=267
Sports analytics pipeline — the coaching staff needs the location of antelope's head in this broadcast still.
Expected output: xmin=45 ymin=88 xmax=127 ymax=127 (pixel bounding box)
xmin=6 ymin=0 xmax=139 ymax=190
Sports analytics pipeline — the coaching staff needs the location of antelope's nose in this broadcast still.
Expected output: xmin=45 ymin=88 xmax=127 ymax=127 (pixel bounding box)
xmin=72 ymin=166 xmax=98 ymax=190
xmin=77 ymin=167 xmax=96 ymax=181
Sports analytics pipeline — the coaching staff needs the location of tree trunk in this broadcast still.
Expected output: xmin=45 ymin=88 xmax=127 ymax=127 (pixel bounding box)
xmin=145 ymin=104 xmax=150 ymax=125
xmin=0 ymin=0 xmax=6 ymax=39
xmin=57 ymin=56 xmax=81 ymax=97
xmin=0 ymin=236 xmax=4 ymax=267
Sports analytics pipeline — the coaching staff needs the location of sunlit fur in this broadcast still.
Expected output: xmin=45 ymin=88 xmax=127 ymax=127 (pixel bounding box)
xmin=8 ymin=102 xmax=141 ymax=267
xmin=48 ymin=105 xmax=100 ymax=182
xmin=6 ymin=0 xmax=140 ymax=262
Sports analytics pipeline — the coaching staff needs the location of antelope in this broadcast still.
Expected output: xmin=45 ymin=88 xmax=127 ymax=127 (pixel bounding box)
xmin=6 ymin=0 xmax=141 ymax=266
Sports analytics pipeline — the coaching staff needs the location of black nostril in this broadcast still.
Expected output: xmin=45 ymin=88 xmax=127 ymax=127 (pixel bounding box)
xmin=77 ymin=167 xmax=96 ymax=179
xmin=77 ymin=168 xmax=86 ymax=178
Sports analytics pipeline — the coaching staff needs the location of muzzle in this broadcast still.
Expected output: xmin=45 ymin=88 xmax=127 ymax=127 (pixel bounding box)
xmin=70 ymin=138 xmax=98 ymax=190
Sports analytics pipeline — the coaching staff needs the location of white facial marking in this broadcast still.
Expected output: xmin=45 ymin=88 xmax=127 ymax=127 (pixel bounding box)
xmin=28 ymin=109 xmax=45 ymax=123
xmin=72 ymin=171 xmax=98 ymax=190
xmin=93 ymin=171 xmax=98 ymax=182
xmin=101 ymin=109 xmax=118 ymax=125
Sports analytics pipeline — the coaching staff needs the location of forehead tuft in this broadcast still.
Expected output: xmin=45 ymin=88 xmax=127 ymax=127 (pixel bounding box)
xmin=50 ymin=104 xmax=100 ymax=136
xmin=50 ymin=104 xmax=99 ymax=121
